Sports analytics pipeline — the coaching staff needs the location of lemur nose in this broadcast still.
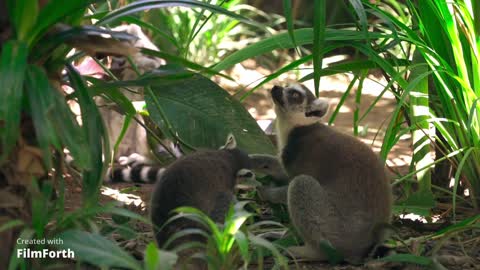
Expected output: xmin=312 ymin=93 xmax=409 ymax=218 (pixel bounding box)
xmin=271 ymin=86 xmax=285 ymax=106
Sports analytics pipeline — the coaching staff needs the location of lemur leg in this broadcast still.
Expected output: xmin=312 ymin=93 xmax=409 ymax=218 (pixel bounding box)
xmin=257 ymin=185 xmax=288 ymax=204
xmin=287 ymin=175 xmax=342 ymax=261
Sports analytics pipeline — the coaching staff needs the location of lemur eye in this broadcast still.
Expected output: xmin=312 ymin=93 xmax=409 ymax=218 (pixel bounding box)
xmin=291 ymin=91 xmax=300 ymax=98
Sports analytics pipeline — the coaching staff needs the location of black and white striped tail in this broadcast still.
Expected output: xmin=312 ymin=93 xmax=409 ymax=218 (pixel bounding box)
xmin=104 ymin=153 xmax=166 ymax=184
xmin=105 ymin=165 xmax=166 ymax=184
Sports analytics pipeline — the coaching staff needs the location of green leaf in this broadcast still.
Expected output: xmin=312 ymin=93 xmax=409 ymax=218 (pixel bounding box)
xmin=393 ymin=190 xmax=436 ymax=217
xmin=8 ymin=228 xmax=35 ymax=270
xmin=213 ymin=28 xmax=391 ymax=72
xmin=0 ymin=219 xmax=24 ymax=233
xmin=233 ymin=231 xmax=250 ymax=265
xmin=319 ymin=240 xmax=344 ymax=265
xmin=97 ymin=0 xmax=260 ymax=28
xmin=144 ymin=242 xmax=159 ymax=270
xmin=6 ymin=0 xmax=38 ymax=40
xmin=408 ymin=30 xmax=432 ymax=193
xmin=31 ymin=180 xmax=53 ymax=238
xmin=67 ymin=65 xmax=108 ymax=206
xmin=0 ymin=41 xmax=28 ymax=164
xmin=25 ymin=66 xmax=62 ymax=167
xmin=433 ymin=214 xmax=480 ymax=236
xmin=282 ymin=0 xmax=297 ymax=54
xmin=299 ymin=58 xmax=410 ymax=82
xmin=57 ymin=230 xmax=141 ymax=270
xmin=28 ymin=0 xmax=96 ymax=45
xmin=248 ymin=233 xmax=288 ymax=268
xmin=141 ymin=48 xmax=233 ymax=80
xmin=145 ymin=71 xmax=275 ymax=154
xmin=348 ymin=0 xmax=369 ymax=42
xmin=25 ymin=65 xmax=90 ymax=169
xmin=312 ymin=0 xmax=326 ymax=96
xmin=33 ymin=25 xmax=138 ymax=60
xmin=379 ymin=254 xmax=433 ymax=266
xmin=144 ymin=242 xmax=178 ymax=270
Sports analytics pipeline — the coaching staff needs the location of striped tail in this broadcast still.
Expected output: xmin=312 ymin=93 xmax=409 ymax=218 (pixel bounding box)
xmin=105 ymin=164 xmax=166 ymax=184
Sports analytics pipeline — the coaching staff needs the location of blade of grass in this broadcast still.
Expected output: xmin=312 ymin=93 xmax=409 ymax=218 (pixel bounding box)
xmin=28 ymin=0 xmax=96 ymax=46
xmin=312 ymin=0 xmax=326 ymax=96
xmin=0 ymin=41 xmax=28 ymax=163
xmin=97 ymin=0 xmax=262 ymax=29
xmin=6 ymin=0 xmax=38 ymax=41
xmin=282 ymin=0 xmax=299 ymax=56
xmin=213 ymin=28 xmax=392 ymax=72
xmin=67 ymin=64 xmax=108 ymax=206
xmin=409 ymin=49 xmax=432 ymax=192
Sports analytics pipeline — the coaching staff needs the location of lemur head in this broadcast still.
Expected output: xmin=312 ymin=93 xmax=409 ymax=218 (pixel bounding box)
xmin=271 ymin=84 xmax=329 ymax=128
xmin=219 ymin=133 xmax=252 ymax=169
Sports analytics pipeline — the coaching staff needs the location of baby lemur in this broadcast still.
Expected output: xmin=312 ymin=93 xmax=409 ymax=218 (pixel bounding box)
xmin=260 ymin=84 xmax=392 ymax=263
xmin=150 ymin=134 xmax=254 ymax=247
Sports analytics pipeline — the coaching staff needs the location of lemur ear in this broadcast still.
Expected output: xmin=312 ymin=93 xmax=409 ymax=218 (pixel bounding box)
xmin=220 ymin=133 xmax=237 ymax=150
xmin=305 ymin=98 xmax=329 ymax=118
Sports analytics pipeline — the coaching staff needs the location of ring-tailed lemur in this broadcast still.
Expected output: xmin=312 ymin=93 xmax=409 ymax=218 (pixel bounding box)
xmin=149 ymin=134 xmax=254 ymax=248
xmin=105 ymin=144 xmax=289 ymax=185
xmin=259 ymin=84 xmax=392 ymax=264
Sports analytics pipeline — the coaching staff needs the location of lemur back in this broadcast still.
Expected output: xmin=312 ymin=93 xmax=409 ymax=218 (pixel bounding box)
xmin=262 ymin=84 xmax=391 ymax=263
xmin=150 ymin=136 xmax=252 ymax=248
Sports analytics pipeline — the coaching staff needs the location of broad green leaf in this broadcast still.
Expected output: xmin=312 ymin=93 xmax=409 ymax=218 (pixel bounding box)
xmin=25 ymin=65 xmax=90 ymax=169
xmin=31 ymin=180 xmax=53 ymax=238
xmin=25 ymin=66 xmax=62 ymax=168
xmin=28 ymin=0 xmax=96 ymax=45
xmin=393 ymin=190 xmax=436 ymax=217
xmin=6 ymin=0 xmax=38 ymax=40
xmin=0 ymin=41 xmax=28 ymax=164
xmin=57 ymin=230 xmax=141 ymax=270
xmin=145 ymin=71 xmax=275 ymax=154
xmin=409 ymin=49 xmax=432 ymax=191
xmin=67 ymin=65 xmax=108 ymax=206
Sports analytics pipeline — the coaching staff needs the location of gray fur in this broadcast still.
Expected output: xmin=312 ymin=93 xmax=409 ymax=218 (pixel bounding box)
xmin=105 ymin=134 xmax=240 ymax=184
xmin=264 ymin=84 xmax=392 ymax=263
xmin=248 ymin=154 xmax=289 ymax=183
xmin=150 ymin=135 xmax=253 ymax=248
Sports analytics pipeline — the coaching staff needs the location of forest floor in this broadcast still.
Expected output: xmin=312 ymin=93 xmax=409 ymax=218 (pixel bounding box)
xmin=63 ymin=59 xmax=479 ymax=270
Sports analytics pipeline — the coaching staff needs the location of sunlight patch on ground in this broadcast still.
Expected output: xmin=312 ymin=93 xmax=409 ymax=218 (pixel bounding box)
xmin=400 ymin=213 xmax=441 ymax=223
xmin=386 ymin=154 xmax=413 ymax=168
xmin=101 ymin=186 xmax=146 ymax=210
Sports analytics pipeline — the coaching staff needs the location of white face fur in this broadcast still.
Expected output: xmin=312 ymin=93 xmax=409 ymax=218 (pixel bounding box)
xmin=271 ymin=84 xmax=329 ymax=149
